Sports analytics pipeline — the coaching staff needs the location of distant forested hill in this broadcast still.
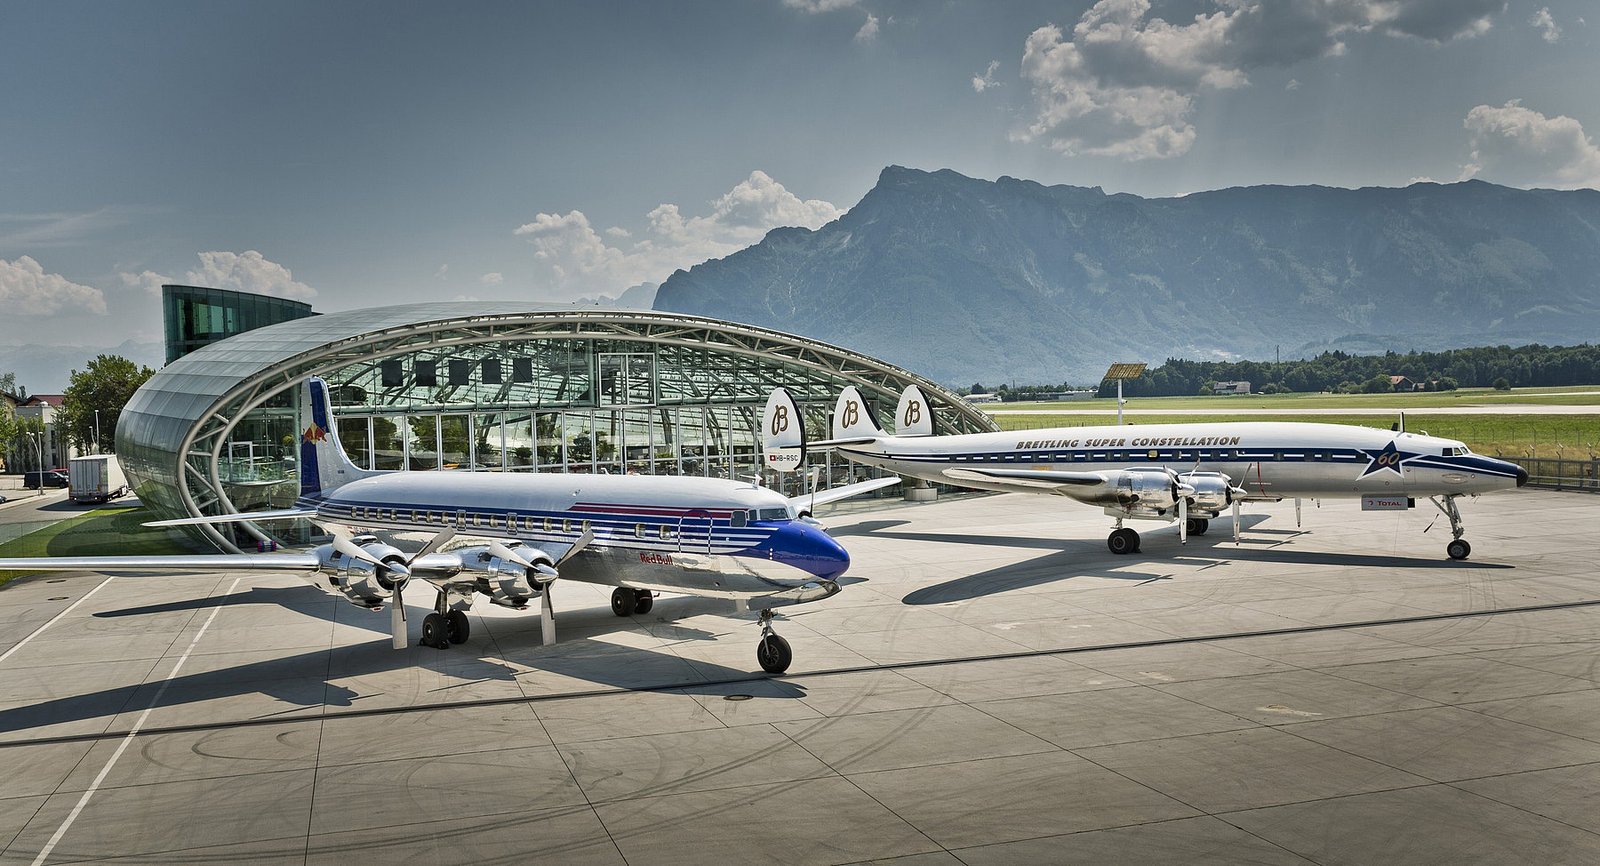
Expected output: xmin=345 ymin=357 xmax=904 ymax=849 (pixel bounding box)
xmin=653 ymin=166 xmax=1600 ymax=384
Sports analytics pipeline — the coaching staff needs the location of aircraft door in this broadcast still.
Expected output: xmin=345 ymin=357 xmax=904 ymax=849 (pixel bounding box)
xmin=677 ymin=509 xmax=713 ymax=555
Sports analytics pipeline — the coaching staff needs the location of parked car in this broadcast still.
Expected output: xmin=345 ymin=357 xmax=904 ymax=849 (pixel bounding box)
xmin=23 ymin=469 xmax=70 ymax=489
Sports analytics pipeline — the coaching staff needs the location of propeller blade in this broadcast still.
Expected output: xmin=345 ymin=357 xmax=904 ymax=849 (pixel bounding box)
xmin=531 ymin=563 xmax=559 ymax=585
xmin=328 ymin=526 xmax=386 ymax=568
xmin=1232 ymin=498 xmax=1242 ymax=544
xmin=390 ymin=579 xmax=407 ymax=650
xmin=557 ymin=528 xmax=595 ymax=567
xmin=409 ymin=526 xmax=457 ymax=563
xmin=1295 ymin=497 xmax=1303 ymax=529
xmin=1178 ymin=496 xmax=1188 ymax=545
xmin=540 ymin=583 xmax=556 ymax=645
xmin=487 ymin=539 xmax=537 ymax=569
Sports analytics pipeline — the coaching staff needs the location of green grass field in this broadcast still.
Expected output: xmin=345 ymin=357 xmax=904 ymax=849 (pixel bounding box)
xmin=991 ymin=412 xmax=1600 ymax=460
xmin=0 ymin=506 xmax=195 ymax=587
xmin=995 ymin=385 xmax=1600 ymax=412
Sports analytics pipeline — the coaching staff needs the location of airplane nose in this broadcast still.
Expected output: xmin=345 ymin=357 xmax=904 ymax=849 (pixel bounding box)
xmin=1515 ymin=464 xmax=1529 ymax=487
xmin=779 ymin=523 xmax=851 ymax=581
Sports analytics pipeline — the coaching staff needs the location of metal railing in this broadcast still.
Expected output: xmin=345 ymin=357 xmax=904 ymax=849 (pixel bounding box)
xmin=1495 ymin=455 xmax=1600 ymax=492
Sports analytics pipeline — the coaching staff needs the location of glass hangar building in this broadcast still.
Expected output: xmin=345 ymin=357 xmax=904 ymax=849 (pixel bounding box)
xmin=117 ymin=302 xmax=998 ymax=552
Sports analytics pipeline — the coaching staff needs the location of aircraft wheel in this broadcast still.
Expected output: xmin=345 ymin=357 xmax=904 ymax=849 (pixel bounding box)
xmin=1186 ymin=518 xmax=1209 ymax=536
xmin=445 ymin=610 xmax=470 ymax=645
xmin=633 ymin=590 xmax=654 ymax=614
xmin=611 ymin=587 xmax=638 ymax=617
xmin=420 ymin=613 xmax=450 ymax=649
xmin=757 ymin=634 xmax=792 ymax=674
xmin=1107 ymin=528 xmax=1139 ymax=555
xmin=1447 ymin=539 xmax=1471 ymax=561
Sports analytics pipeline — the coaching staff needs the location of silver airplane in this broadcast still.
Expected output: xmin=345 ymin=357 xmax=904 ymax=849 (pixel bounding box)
xmin=761 ymin=385 xmax=1528 ymax=560
xmin=0 ymin=378 xmax=895 ymax=673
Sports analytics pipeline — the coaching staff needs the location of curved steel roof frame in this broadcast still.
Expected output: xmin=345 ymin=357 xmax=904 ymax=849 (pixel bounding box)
xmin=122 ymin=303 xmax=995 ymax=552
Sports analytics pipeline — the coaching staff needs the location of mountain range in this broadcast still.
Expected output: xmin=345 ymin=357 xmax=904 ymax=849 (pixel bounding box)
xmin=653 ymin=167 xmax=1600 ymax=384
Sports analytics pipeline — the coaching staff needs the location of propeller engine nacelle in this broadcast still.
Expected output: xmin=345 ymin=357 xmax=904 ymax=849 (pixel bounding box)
xmin=1111 ymin=468 xmax=1181 ymax=518
xmin=1177 ymin=471 xmax=1237 ymax=517
xmin=464 ymin=547 xmax=557 ymax=609
xmin=315 ymin=538 xmax=410 ymax=608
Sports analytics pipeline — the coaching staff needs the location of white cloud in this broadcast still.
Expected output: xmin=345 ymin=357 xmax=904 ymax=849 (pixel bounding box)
xmin=855 ymin=13 xmax=880 ymax=44
xmin=973 ymin=60 xmax=1002 ymax=93
xmin=1529 ymin=7 xmax=1560 ymax=42
xmin=434 ymin=264 xmax=449 ymax=280
xmin=171 ymin=250 xmax=318 ymax=301
xmin=1016 ymin=0 xmax=1507 ymax=161
xmin=119 ymin=269 xmax=173 ymax=297
xmin=515 ymin=171 xmax=842 ymax=301
xmin=1460 ymin=100 xmax=1600 ymax=189
xmin=480 ymin=272 xmax=504 ymax=285
xmin=1285 ymin=78 xmax=1300 ymax=90
xmin=782 ymin=0 xmax=856 ymax=12
xmin=0 ymin=256 xmax=107 ymax=315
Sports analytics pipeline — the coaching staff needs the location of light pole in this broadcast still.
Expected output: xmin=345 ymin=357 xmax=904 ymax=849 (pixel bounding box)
xmin=28 ymin=431 xmax=43 ymax=497
xmin=94 ymin=409 xmax=101 ymax=455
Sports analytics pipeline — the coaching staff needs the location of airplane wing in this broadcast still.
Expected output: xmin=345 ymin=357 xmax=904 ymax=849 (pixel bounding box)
xmin=788 ymin=476 xmax=902 ymax=511
xmin=943 ymin=467 xmax=1108 ymax=496
xmin=143 ymin=508 xmax=320 ymax=527
xmin=0 ymin=553 xmax=323 ymax=573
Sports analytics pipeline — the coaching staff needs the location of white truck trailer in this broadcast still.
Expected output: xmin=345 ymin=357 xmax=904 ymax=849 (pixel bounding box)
xmin=69 ymin=455 xmax=128 ymax=504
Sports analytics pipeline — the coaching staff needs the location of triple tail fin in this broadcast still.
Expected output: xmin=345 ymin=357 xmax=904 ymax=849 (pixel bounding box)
xmin=300 ymin=377 xmax=381 ymax=500
xmin=832 ymin=385 xmax=885 ymax=441
xmin=895 ymin=384 xmax=935 ymax=437
xmin=762 ymin=387 xmax=806 ymax=473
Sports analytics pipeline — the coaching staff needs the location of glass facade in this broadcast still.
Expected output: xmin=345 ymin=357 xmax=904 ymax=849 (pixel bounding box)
xmin=162 ymin=284 xmax=316 ymax=364
xmin=118 ymin=303 xmax=998 ymax=552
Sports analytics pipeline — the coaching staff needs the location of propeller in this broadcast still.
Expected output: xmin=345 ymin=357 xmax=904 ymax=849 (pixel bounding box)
xmin=329 ymin=525 xmax=457 ymax=650
xmin=524 ymin=527 xmax=594 ymax=646
xmin=1170 ymin=471 xmax=1196 ymax=545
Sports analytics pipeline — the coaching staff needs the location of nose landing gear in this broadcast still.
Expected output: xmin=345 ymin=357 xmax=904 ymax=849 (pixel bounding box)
xmin=755 ymin=608 xmax=792 ymax=674
xmin=1431 ymin=494 xmax=1472 ymax=560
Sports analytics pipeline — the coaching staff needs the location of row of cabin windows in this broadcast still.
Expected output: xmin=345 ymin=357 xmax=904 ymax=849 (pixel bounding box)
xmin=348 ymin=506 xmax=685 ymax=540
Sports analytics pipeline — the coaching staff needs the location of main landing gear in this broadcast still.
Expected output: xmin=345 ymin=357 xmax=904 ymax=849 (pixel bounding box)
xmin=755 ymin=608 xmax=792 ymax=674
xmin=609 ymin=588 xmax=654 ymax=617
xmin=420 ymin=590 xmax=473 ymax=649
xmin=1185 ymin=517 xmax=1210 ymax=536
xmin=1107 ymin=519 xmax=1142 ymax=555
xmin=1431 ymin=494 xmax=1473 ymax=560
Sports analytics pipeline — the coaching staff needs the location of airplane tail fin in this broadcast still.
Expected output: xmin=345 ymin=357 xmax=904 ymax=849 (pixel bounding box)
xmin=299 ymin=377 xmax=380 ymax=500
xmin=832 ymin=385 xmax=885 ymax=441
xmin=762 ymin=387 xmax=806 ymax=473
xmin=895 ymin=384 xmax=935 ymax=437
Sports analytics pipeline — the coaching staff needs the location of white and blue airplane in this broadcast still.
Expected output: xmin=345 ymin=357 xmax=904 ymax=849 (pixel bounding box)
xmin=0 ymin=379 xmax=895 ymax=673
xmin=762 ymin=384 xmax=1528 ymax=561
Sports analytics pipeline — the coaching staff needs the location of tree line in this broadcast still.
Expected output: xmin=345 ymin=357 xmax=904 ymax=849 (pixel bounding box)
xmin=965 ymin=343 xmax=1600 ymax=399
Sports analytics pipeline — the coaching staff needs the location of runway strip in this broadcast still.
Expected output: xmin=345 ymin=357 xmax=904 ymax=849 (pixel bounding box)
xmin=29 ymin=577 xmax=243 ymax=866
xmin=5 ymin=591 xmax=1597 ymax=753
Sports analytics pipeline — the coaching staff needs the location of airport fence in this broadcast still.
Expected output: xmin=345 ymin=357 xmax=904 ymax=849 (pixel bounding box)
xmin=1494 ymin=455 xmax=1600 ymax=492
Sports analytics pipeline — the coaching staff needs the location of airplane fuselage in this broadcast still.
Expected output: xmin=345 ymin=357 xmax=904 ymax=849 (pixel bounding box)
xmin=301 ymin=471 xmax=850 ymax=600
xmin=842 ymin=421 xmax=1524 ymax=499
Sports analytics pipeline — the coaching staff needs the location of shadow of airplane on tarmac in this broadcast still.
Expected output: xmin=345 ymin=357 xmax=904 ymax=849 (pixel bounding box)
xmin=1 ymin=583 xmax=807 ymax=741
xmin=899 ymin=513 xmax=1509 ymax=606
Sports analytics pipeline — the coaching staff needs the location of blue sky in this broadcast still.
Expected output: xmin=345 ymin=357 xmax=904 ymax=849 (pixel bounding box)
xmin=2 ymin=0 xmax=1596 ymax=356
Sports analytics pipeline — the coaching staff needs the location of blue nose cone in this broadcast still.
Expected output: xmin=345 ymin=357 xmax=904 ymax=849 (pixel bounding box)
xmin=771 ymin=522 xmax=851 ymax=580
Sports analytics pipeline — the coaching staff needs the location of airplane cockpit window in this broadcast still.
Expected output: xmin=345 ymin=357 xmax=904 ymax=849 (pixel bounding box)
xmin=730 ymin=511 xmax=748 ymax=527
xmin=756 ymin=508 xmax=789 ymax=521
